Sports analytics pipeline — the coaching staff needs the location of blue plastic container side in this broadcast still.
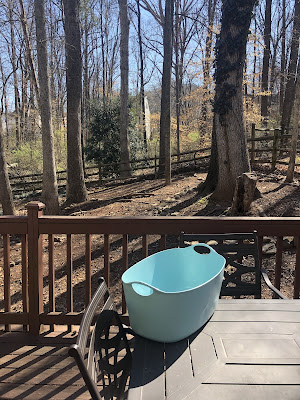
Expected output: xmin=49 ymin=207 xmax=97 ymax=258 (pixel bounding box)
xmin=122 ymin=244 xmax=225 ymax=342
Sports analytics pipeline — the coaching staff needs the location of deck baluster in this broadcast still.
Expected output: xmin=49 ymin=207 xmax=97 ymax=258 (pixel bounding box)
xmin=122 ymin=234 xmax=128 ymax=314
xmin=294 ymin=236 xmax=300 ymax=299
xmin=67 ymin=234 xmax=73 ymax=331
xmin=274 ymin=236 xmax=283 ymax=298
xmin=85 ymin=234 xmax=91 ymax=306
xmin=3 ymin=234 xmax=10 ymax=331
xmin=142 ymin=234 xmax=148 ymax=258
xmin=48 ymin=234 xmax=55 ymax=331
xmin=104 ymin=234 xmax=110 ymax=288
xmin=21 ymin=234 xmax=28 ymax=331
xmin=160 ymin=234 xmax=166 ymax=251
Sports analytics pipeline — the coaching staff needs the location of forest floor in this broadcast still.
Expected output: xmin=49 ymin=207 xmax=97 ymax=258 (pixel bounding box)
xmin=2 ymin=164 xmax=300 ymax=318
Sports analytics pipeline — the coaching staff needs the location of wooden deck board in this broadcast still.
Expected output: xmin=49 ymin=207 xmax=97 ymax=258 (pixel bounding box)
xmin=0 ymin=331 xmax=91 ymax=399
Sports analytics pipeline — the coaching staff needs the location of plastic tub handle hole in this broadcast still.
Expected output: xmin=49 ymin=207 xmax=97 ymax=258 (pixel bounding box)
xmin=194 ymin=245 xmax=211 ymax=254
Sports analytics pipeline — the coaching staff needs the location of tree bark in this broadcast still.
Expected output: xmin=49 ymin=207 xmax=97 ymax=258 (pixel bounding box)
xmin=0 ymin=113 xmax=15 ymax=215
xmin=200 ymin=0 xmax=217 ymax=134
xmin=212 ymin=0 xmax=254 ymax=202
xmin=261 ymin=0 xmax=272 ymax=118
xmin=118 ymin=0 xmax=132 ymax=178
xmin=159 ymin=0 xmax=174 ymax=183
xmin=231 ymin=172 xmax=258 ymax=215
xmin=8 ymin=0 xmax=21 ymax=147
xmin=286 ymin=76 xmax=300 ymax=183
xmin=63 ymin=0 xmax=87 ymax=203
xmin=34 ymin=0 xmax=59 ymax=215
xmin=18 ymin=0 xmax=40 ymax=111
xmin=281 ymin=0 xmax=300 ymax=132
xmin=279 ymin=0 xmax=286 ymax=114
xmin=136 ymin=0 xmax=147 ymax=154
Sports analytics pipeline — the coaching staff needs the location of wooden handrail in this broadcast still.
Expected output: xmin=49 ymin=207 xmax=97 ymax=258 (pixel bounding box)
xmin=1 ymin=202 xmax=300 ymax=334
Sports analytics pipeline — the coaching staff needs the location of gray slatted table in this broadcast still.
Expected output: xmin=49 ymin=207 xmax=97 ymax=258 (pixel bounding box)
xmin=128 ymin=299 xmax=300 ymax=400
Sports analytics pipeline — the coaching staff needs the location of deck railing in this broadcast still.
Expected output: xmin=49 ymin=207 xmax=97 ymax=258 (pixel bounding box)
xmin=0 ymin=201 xmax=300 ymax=335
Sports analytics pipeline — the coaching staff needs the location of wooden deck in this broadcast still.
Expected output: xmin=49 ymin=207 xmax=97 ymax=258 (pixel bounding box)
xmin=0 ymin=327 xmax=92 ymax=399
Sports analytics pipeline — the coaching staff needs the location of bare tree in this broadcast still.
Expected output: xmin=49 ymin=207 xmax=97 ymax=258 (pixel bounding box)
xmin=208 ymin=0 xmax=255 ymax=201
xmin=63 ymin=0 xmax=87 ymax=203
xmin=0 ymin=111 xmax=14 ymax=215
xmin=118 ymin=0 xmax=131 ymax=178
xmin=160 ymin=0 xmax=174 ymax=184
xmin=261 ymin=0 xmax=272 ymax=118
xmin=281 ymin=0 xmax=300 ymax=132
xmin=286 ymin=74 xmax=300 ymax=182
xmin=34 ymin=0 xmax=59 ymax=214
xmin=18 ymin=0 xmax=40 ymax=110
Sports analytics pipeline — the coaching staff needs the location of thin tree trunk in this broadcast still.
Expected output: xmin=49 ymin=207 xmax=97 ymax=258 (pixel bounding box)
xmin=18 ymin=0 xmax=40 ymax=110
xmin=286 ymin=77 xmax=300 ymax=182
xmin=201 ymin=0 xmax=217 ymax=134
xmin=281 ymin=0 xmax=300 ymax=132
xmin=159 ymin=0 xmax=174 ymax=183
xmin=174 ymin=0 xmax=181 ymax=161
xmin=136 ymin=0 xmax=147 ymax=153
xmin=279 ymin=0 xmax=286 ymax=114
xmin=118 ymin=0 xmax=131 ymax=178
xmin=63 ymin=0 xmax=87 ymax=203
xmin=8 ymin=1 xmax=21 ymax=147
xmin=34 ymin=0 xmax=59 ymax=214
xmin=0 ymin=113 xmax=15 ymax=215
xmin=261 ymin=0 xmax=272 ymax=118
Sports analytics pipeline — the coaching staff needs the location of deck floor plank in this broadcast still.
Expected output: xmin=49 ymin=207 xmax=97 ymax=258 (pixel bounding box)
xmin=0 ymin=331 xmax=91 ymax=400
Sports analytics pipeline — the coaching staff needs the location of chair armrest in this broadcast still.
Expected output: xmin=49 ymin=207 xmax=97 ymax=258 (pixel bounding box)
xmin=260 ymin=268 xmax=288 ymax=299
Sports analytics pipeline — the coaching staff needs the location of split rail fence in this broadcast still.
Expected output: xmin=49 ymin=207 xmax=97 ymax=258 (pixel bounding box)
xmin=9 ymin=124 xmax=299 ymax=198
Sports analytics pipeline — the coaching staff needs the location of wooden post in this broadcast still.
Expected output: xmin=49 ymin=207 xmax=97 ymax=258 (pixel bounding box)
xmin=271 ymin=128 xmax=280 ymax=171
xmin=251 ymin=123 xmax=255 ymax=166
xmin=27 ymin=201 xmax=45 ymax=335
xmin=98 ymin=162 xmax=102 ymax=185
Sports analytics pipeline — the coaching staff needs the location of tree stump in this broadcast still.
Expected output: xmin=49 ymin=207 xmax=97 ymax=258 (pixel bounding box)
xmin=231 ymin=172 xmax=259 ymax=215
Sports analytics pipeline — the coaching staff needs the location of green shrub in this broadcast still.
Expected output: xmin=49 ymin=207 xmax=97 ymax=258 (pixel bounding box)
xmin=85 ymin=97 xmax=144 ymax=175
xmin=11 ymin=142 xmax=43 ymax=174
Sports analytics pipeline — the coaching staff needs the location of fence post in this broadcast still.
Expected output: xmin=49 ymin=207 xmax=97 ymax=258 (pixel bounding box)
xmin=98 ymin=162 xmax=103 ymax=185
xmin=271 ymin=128 xmax=280 ymax=171
xmin=251 ymin=123 xmax=256 ymax=166
xmin=27 ymin=201 xmax=45 ymax=335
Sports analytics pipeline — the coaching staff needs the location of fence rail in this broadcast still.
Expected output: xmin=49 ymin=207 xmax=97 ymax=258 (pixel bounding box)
xmin=0 ymin=202 xmax=300 ymax=335
xmin=8 ymin=124 xmax=300 ymax=197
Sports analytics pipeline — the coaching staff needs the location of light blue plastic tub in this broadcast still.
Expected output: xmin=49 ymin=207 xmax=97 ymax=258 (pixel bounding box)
xmin=122 ymin=244 xmax=225 ymax=342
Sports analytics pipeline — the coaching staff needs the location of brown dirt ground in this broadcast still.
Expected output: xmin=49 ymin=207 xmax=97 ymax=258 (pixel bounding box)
xmin=1 ymin=164 xmax=300 ymax=318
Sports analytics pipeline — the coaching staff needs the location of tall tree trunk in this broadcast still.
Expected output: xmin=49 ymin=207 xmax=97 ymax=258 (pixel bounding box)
xmin=212 ymin=0 xmax=254 ymax=202
xmin=261 ymin=0 xmax=272 ymax=118
xmin=159 ymin=0 xmax=174 ymax=183
xmin=63 ymin=0 xmax=87 ymax=203
xmin=286 ymin=76 xmax=300 ymax=182
xmin=118 ymin=0 xmax=131 ymax=178
xmin=136 ymin=0 xmax=147 ymax=153
xmin=100 ymin=0 xmax=106 ymax=103
xmin=279 ymin=0 xmax=286 ymax=114
xmin=174 ymin=0 xmax=181 ymax=161
xmin=281 ymin=0 xmax=300 ymax=132
xmin=18 ymin=0 xmax=40 ymax=111
xmin=34 ymin=0 xmax=59 ymax=215
xmin=200 ymin=0 xmax=217 ymax=134
xmin=0 ymin=112 xmax=15 ymax=215
xmin=8 ymin=1 xmax=21 ymax=147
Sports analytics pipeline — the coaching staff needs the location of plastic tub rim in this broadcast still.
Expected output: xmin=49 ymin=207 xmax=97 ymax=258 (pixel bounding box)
xmin=122 ymin=243 xmax=226 ymax=295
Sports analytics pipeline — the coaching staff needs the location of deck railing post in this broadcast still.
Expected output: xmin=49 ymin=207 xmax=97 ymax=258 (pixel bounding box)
xmin=27 ymin=201 xmax=45 ymax=335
